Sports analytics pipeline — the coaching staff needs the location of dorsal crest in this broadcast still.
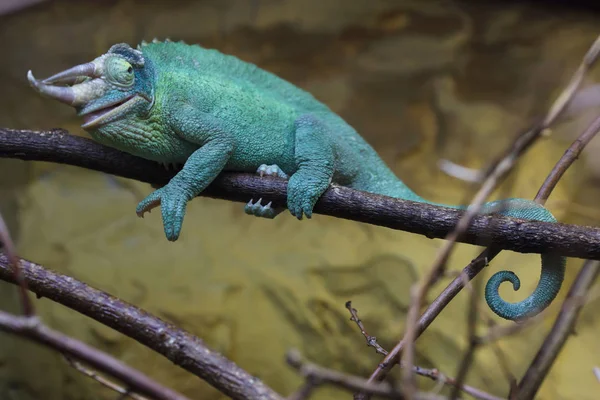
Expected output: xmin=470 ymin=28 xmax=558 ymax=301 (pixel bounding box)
xmin=108 ymin=43 xmax=145 ymax=67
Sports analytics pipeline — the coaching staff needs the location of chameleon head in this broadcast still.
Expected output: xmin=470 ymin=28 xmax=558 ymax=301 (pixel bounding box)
xmin=27 ymin=43 xmax=154 ymax=132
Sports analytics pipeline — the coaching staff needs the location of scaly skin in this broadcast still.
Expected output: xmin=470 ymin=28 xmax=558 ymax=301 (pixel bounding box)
xmin=27 ymin=40 xmax=565 ymax=321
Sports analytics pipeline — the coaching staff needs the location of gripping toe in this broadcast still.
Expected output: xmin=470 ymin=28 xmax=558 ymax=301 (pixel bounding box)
xmin=244 ymin=198 xmax=285 ymax=219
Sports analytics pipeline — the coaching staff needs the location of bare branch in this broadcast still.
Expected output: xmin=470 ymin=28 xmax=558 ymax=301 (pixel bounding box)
xmin=449 ymin=274 xmax=481 ymax=400
xmin=0 ymin=312 xmax=189 ymax=400
xmin=0 ymin=255 xmax=283 ymax=400
xmin=285 ymin=350 xmax=445 ymax=400
xmin=345 ymin=301 xmax=389 ymax=356
xmin=346 ymin=301 xmax=503 ymax=400
xmin=536 ymin=113 xmax=600 ymax=203
xmin=515 ymin=259 xmax=600 ymax=399
xmin=411 ymin=365 xmax=503 ymax=400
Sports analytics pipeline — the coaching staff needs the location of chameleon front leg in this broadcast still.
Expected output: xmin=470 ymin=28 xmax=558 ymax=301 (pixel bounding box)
xmin=137 ymin=109 xmax=235 ymax=241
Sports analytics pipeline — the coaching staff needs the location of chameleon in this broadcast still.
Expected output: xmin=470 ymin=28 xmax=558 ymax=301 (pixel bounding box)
xmin=27 ymin=40 xmax=565 ymax=321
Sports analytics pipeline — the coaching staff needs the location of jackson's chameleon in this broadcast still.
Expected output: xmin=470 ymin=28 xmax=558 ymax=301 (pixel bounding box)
xmin=27 ymin=40 xmax=565 ymax=321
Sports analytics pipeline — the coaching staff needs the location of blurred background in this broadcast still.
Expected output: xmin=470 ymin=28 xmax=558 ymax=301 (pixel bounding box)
xmin=1 ymin=0 xmax=600 ymax=399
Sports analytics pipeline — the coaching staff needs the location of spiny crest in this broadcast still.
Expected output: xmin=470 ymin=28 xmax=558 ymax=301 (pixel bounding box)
xmin=108 ymin=43 xmax=144 ymax=67
xmin=137 ymin=38 xmax=189 ymax=49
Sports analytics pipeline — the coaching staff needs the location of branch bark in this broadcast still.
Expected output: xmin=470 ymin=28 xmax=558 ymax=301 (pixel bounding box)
xmin=0 ymin=254 xmax=282 ymax=400
xmin=1 ymin=128 xmax=599 ymax=260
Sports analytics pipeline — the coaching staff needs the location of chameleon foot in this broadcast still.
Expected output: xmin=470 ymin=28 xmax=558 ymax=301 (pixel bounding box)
xmin=256 ymin=164 xmax=288 ymax=179
xmin=244 ymin=198 xmax=284 ymax=219
xmin=242 ymin=165 xmax=287 ymax=218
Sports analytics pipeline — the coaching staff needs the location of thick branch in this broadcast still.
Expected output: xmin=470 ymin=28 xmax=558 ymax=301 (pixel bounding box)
xmin=0 ymin=254 xmax=282 ymax=400
xmin=1 ymin=128 xmax=599 ymax=260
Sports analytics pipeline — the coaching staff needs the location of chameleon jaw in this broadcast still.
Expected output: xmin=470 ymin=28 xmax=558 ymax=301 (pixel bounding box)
xmin=80 ymin=95 xmax=146 ymax=130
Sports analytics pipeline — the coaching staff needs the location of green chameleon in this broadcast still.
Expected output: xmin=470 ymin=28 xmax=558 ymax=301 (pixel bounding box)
xmin=27 ymin=40 xmax=565 ymax=321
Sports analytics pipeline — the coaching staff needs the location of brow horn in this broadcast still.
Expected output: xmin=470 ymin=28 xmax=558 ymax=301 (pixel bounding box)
xmin=41 ymin=62 xmax=98 ymax=85
xmin=27 ymin=70 xmax=75 ymax=105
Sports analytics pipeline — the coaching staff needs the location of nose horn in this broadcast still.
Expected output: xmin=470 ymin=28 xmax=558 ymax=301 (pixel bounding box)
xmin=28 ymin=70 xmax=75 ymax=105
xmin=41 ymin=62 xmax=97 ymax=85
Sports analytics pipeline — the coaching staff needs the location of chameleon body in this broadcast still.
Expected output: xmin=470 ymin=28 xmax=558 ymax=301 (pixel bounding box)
xmin=27 ymin=40 xmax=565 ymax=321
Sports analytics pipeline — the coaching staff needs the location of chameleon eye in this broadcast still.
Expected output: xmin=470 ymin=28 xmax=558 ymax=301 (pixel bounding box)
xmin=105 ymin=57 xmax=134 ymax=87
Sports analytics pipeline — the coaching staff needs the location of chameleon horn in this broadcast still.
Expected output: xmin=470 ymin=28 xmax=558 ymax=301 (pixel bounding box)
xmin=41 ymin=62 xmax=97 ymax=85
xmin=27 ymin=70 xmax=75 ymax=105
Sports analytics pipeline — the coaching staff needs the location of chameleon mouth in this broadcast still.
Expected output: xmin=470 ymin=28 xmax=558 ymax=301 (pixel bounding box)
xmin=80 ymin=95 xmax=140 ymax=129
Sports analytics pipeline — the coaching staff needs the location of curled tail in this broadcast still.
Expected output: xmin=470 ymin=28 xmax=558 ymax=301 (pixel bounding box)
xmin=484 ymin=253 xmax=565 ymax=320
xmin=354 ymin=167 xmax=566 ymax=321
xmin=478 ymin=199 xmax=566 ymax=321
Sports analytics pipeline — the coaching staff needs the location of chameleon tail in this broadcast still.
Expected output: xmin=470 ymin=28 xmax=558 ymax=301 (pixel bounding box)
xmin=484 ymin=253 xmax=565 ymax=320
xmin=462 ymin=199 xmax=566 ymax=321
xmin=352 ymin=164 xmax=566 ymax=321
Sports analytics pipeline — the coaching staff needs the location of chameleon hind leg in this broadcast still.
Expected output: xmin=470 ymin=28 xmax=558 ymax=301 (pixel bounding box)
xmin=244 ymin=164 xmax=288 ymax=218
xmin=245 ymin=114 xmax=335 ymax=219
xmin=286 ymin=114 xmax=335 ymax=219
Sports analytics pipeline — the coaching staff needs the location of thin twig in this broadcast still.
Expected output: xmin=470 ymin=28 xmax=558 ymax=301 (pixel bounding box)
xmin=286 ymin=378 xmax=318 ymax=400
xmin=346 ymin=302 xmax=503 ymax=400
xmin=0 ymin=255 xmax=283 ymax=400
xmin=346 ymin=301 xmax=389 ymax=356
xmin=285 ymin=350 xmax=445 ymax=400
xmin=449 ymin=270 xmax=482 ymax=400
xmin=410 ymin=364 xmax=503 ymax=400
xmin=64 ymin=356 xmax=149 ymax=400
xmin=0 ymin=211 xmax=34 ymax=316
xmin=536 ymin=113 xmax=600 ymax=203
xmin=360 ymin=35 xmax=600 ymax=398
xmin=487 ymin=341 xmax=517 ymax=395
xmin=514 ymin=260 xmax=600 ymax=399
xmin=1 ymin=128 xmax=599 ymax=260
xmin=0 ymin=312 xmax=189 ymax=400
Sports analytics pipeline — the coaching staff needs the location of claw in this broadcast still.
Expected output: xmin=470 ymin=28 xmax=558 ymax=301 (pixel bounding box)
xmin=244 ymin=198 xmax=283 ymax=219
xmin=255 ymin=164 xmax=289 ymax=179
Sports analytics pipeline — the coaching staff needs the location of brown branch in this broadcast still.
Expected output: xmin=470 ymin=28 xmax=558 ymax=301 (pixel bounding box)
xmin=360 ymin=34 xmax=600 ymax=398
xmin=345 ymin=301 xmax=389 ymax=356
xmin=514 ymin=259 xmax=600 ymax=399
xmin=285 ymin=350 xmax=445 ymax=400
xmin=449 ymin=275 xmax=482 ymax=400
xmin=0 ymin=128 xmax=599 ymax=260
xmin=487 ymin=341 xmax=517 ymax=394
xmin=536 ymin=113 xmax=600 ymax=204
xmin=0 ymin=312 xmax=188 ymax=400
xmin=0 ymin=255 xmax=283 ymax=400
